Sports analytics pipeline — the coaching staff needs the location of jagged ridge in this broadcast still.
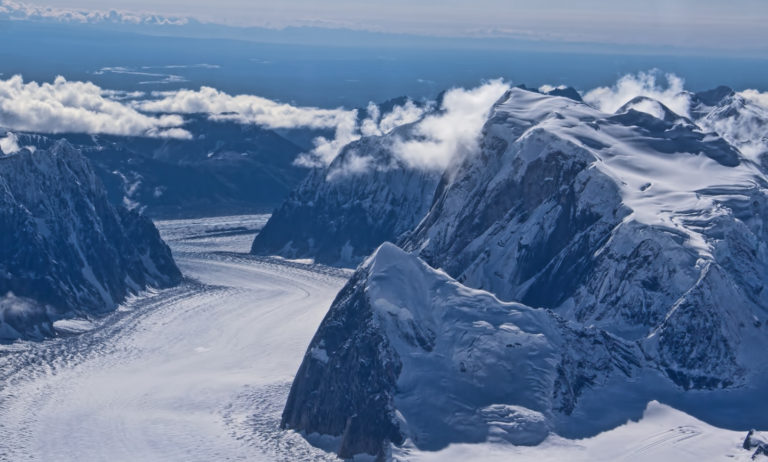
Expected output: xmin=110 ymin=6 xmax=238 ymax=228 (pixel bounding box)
xmin=0 ymin=141 xmax=181 ymax=340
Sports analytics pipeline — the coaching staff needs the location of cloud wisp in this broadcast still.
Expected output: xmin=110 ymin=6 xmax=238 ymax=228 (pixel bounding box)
xmin=392 ymin=79 xmax=510 ymax=170
xmin=0 ymin=132 xmax=20 ymax=154
xmin=581 ymin=70 xmax=768 ymax=162
xmin=137 ymin=85 xmax=434 ymax=166
xmin=324 ymin=80 xmax=510 ymax=177
xmin=740 ymin=89 xmax=768 ymax=108
xmin=0 ymin=75 xmax=191 ymax=138
xmin=583 ymin=71 xmax=691 ymax=117
xmin=138 ymin=86 xmax=367 ymax=166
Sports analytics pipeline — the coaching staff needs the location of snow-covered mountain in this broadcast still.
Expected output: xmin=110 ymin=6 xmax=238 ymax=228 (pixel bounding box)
xmin=281 ymin=86 xmax=768 ymax=458
xmin=403 ymin=87 xmax=768 ymax=388
xmin=251 ymin=124 xmax=441 ymax=266
xmin=692 ymin=87 xmax=768 ymax=165
xmin=0 ymin=141 xmax=181 ymax=340
xmin=282 ymin=243 xmax=645 ymax=458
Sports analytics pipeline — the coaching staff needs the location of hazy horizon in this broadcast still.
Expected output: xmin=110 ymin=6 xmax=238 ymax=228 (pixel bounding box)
xmin=3 ymin=0 xmax=768 ymax=57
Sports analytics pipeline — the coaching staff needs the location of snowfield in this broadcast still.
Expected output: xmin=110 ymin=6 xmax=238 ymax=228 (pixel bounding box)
xmin=0 ymin=215 xmax=760 ymax=461
xmin=396 ymin=400 xmax=750 ymax=462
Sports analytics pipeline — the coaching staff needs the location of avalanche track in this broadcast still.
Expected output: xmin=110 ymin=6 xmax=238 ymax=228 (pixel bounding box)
xmin=0 ymin=215 xmax=349 ymax=462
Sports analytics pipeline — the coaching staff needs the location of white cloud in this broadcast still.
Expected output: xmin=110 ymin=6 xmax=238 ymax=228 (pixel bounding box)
xmin=138 ymin=86 xmax=381 ymax=167
xmin=0 ymin=75 xmax=191 ymax=138
xmin=583 ymin=71 xmax=691 ymax=117
xmin=538 ymin=84 xmax=566 ymax=93
xmin=301 ymin=99 xmax=430 ymax=167
xmin=297 ymin=115 xmax=360 ymax=167
xmin=0 ymin=132 xmax=20 ymax=154
xmin=739 ymin=89 xmax=768 ymax=108
xmin=138 ymin=86 xmax=357 ymax=129
xmin=392 ymin=79 xmax=510 ymax=170
xmin=134 ymin=85 xmax=433 ymax=167
xmin=0 ymin=0 xmax=188 ymax=25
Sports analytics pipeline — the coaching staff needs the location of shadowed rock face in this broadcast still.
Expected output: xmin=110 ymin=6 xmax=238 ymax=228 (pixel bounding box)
xmin=251 ymin=129 xmax=441 ymax=266
xmin=6 ymin=117 xmax=308 ymax=218
xmin=281 ymin=268 xmax=404 ymax=459
xmin=0 ymin=141 xmax=181 ymax=340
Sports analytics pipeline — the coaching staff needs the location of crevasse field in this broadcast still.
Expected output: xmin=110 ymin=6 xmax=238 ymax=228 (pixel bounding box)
xmin=0 ymin=215 xmax=754 ymax=461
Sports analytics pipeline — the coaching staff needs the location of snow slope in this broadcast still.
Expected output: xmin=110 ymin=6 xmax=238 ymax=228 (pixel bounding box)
xmin=397 ymin=401 xmax=752 ymax=462
xmin=283 ymin=242 xmax=768 ymax=459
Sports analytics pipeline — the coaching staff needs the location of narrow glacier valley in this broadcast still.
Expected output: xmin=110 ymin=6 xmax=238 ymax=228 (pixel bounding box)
xmin=0 ymin=215 xmax=758 ymax=461
xmin=0 ymin=215 xmax=348 ymax=462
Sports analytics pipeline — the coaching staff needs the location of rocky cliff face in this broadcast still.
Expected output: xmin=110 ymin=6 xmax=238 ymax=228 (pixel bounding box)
xmin=0 ymin=141 xmax=181 ymax=340
xmin=251 ymin=127 xmax=441 ymax=266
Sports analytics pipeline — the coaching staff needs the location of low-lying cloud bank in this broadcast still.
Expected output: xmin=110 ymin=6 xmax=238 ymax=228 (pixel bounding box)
xmin=0 ymin=75 xmax=191 ymax=139
xmin=2 ymin=71 xmax=767 ymax=170
xmin=0 ymin=0 xmax=188 ymax=25
xmin=138 ymin=87 xmax=355 ymax=130
xmin=138 ymin=86 xmax=431 ymax=167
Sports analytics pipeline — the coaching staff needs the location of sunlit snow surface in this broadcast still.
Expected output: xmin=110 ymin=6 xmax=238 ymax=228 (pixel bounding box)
xmin=0 ymin=215 xmax=758 ymax=461
xmin=397 ymin=401 xmax=750 ymax=461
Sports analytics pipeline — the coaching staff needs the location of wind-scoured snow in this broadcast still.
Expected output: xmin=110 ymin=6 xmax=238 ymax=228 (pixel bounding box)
xmin=281 ymin=242 xmax=768 ymax=459
xmin=283 ymin=242 xmax=650 ymax=458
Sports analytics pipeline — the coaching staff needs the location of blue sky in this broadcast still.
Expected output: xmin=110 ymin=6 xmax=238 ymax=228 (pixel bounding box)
xmin=13 ymin=0 xmax=768 ymax=53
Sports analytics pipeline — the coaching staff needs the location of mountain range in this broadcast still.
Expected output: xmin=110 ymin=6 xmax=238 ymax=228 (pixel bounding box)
xmin=273 ymin=84 xmax=768 ymax=458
